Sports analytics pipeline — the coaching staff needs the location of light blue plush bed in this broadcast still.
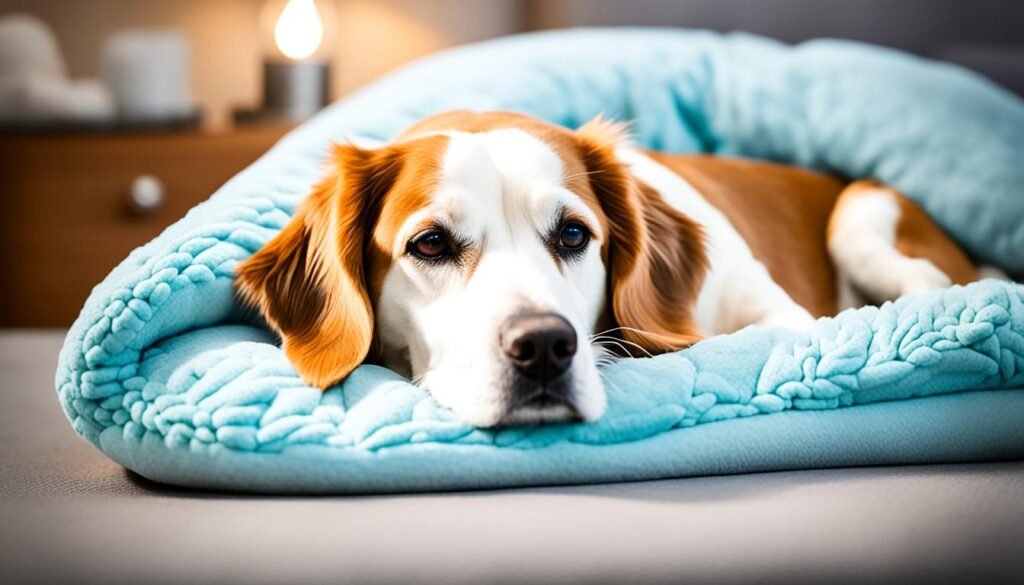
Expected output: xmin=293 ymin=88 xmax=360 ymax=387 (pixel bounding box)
xmin=56 ymin=29 xmax=1024 ymax=493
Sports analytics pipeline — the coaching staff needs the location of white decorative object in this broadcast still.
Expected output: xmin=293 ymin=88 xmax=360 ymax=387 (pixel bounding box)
xmin=0 ymin=14 xmax=115 ymax=123
xmin=102 ymin=29 xmax=192 ymax=121
xmin=129 ymin=175 xmax=166 ymax=215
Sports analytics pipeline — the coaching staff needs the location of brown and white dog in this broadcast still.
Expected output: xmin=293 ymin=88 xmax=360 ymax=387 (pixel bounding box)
xmin=236 ymin=110 xmax=984 ymax=427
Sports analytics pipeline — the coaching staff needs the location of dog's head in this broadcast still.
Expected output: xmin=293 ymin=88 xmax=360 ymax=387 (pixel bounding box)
xmin=237 ymin=111 xmax=706 ymax=427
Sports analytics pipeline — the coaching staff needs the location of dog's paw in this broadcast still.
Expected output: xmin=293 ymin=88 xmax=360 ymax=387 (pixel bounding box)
xmin=757 ymin=307 xmax=816 ymax=331
xmin=899 ymin=258 xmax=952 ymax=296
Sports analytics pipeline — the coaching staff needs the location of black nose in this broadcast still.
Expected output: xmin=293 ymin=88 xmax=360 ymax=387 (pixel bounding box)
xmin=501 ymin=312 xmax=577 ymax=384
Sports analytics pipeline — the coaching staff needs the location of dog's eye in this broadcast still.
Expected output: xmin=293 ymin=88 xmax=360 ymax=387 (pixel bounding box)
xmin=558 ymin=222 xmax=590 ymax=250
xmin=409 ymin=230 xmax=450 ymax=260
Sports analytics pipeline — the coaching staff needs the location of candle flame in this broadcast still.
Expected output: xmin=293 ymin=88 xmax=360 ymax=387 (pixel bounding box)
xmin=274 ymin=0 xmax=323 ymax=60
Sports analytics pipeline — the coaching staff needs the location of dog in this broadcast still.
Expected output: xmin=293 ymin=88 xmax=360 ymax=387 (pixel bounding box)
xmin=236 ymin=110 xmax=984 ymax=427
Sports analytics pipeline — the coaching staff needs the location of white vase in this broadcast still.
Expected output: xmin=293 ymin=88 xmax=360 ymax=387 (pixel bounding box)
xmin=102 ymin=29 xmax=193 ymax=121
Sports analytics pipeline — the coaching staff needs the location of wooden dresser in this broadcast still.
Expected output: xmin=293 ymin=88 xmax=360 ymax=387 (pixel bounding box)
xmin=0 ymin=126 xmax=289 ymax=327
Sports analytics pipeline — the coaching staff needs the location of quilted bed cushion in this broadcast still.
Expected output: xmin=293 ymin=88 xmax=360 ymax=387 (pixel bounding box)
xmin=57 ymin=29 xmax=1024 ymax=493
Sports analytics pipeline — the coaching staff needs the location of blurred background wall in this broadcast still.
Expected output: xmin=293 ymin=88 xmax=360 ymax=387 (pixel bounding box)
xmin=0 ymin=0 xmax=523 ymax=129
xmin=1 ymin=0 xmax=1021 ymax=131
xmin=528 ymin=0 xmax=1024 ymax=52
xmin=529 ymin=0 xmax=1024 ymax=97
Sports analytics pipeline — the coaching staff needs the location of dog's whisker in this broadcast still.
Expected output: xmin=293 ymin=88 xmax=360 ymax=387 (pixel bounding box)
xmin=562 ymin=168 xmax=606 ymax=182
xmin=591 ymin=326 xmax=643 ymax=338
xmin=591 ymin=347 xmax=623 ymax=363
xmin=592 ymin=344 xmax=621 ymax=368
xmin=605 ymin=337 xmax=656 ymax=359
xmin=590 ymin=326 xmax=628 ymax=339
xmin=590 ymin=337 xmax=628 ymax=350
xmin=590 ymin=337 xmax=644 ymax=359
xmin=590 ymin=334 xmax=655 ymax=357
xmin=590 ymin=325 xmax=676 ymax=345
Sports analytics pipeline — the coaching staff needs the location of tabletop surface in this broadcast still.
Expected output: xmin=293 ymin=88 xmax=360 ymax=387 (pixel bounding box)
xmin=2 ymin=330 xmax=1022 ymax=584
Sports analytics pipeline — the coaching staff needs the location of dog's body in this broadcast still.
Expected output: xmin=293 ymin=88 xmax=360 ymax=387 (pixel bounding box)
xmin=629 ymin=150 xmax=977 ymax=333
xmin=237 ymin=111 xmax=981 ymax=427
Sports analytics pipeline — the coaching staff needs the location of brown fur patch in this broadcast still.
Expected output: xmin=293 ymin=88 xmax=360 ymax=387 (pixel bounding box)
xmin=653 ymin=154 xmax=846 ymax=318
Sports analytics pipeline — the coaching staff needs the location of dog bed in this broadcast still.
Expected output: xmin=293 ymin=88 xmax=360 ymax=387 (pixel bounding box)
xmin=56 ymin=29 xmax=1024 ymax=493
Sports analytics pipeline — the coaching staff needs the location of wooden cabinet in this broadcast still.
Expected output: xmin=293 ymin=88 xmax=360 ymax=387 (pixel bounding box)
xmin=0 ymin=127 xmax=289 ymax=327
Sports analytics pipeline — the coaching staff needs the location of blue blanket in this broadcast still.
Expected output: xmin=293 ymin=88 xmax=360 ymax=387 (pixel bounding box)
xmin=56 ymin=29 xmax=1024 ymax=493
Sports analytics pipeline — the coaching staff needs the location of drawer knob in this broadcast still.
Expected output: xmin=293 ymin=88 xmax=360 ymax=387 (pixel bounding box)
xmin=129 ymin=175 xmax=165 ymax=215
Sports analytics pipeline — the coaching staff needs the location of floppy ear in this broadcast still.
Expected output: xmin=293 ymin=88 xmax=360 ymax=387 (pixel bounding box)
xmin=575 ymin=116 xmax=708 ymax=354
xmin=235 ymin=144 xmax=403 ymax=388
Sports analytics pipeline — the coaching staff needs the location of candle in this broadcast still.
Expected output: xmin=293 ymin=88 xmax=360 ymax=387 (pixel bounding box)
xmin=261 ymin=0 xmax=331 ymax=122
xmin=275 ymin=0 xmax=324 ymax=60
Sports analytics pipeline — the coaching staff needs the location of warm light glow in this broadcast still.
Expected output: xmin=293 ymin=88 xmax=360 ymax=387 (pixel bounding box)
xmin=274 ymin=0 xmax=323 ymax=60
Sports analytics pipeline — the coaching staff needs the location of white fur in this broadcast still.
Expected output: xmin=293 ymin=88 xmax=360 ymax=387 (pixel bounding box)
xmin=376 ymin=129 xmax=607 ymax=427
xmin=827 ymin=188 xmax=950 ymax=308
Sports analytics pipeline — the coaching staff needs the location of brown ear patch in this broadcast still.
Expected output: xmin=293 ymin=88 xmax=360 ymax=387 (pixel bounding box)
xmin=235 ymin=143 xmax=405 ymax=389
xmin=575 ymin=126 xmax=707 ymax=354
xmin=613 ymin=180 xmax=708 ymax=352
xmin=236 ymin=216 xmax=326 ymax=344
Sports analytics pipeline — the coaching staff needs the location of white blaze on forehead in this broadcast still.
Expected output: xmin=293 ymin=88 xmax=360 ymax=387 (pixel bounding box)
xmin=419 ymin=128 xmax=602 ymax=246
xmin=434 ymin=129 xmax=567 ymax=238
xmin=473 ymin=128 xmax=565 ymax=188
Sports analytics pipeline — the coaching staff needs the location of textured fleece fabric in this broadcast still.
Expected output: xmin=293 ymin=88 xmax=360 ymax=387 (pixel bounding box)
xmin=57 ymin=29 xmax=1024 ymax=493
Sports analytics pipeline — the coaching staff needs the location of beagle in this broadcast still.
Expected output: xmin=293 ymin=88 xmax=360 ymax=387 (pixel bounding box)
xmin=237 ymin=110 xmax=982 ymax=427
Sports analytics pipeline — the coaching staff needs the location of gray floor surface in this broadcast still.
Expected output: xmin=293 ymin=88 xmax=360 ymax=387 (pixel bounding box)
xmin=2 ymin=330 xmax=1022 ymax=584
